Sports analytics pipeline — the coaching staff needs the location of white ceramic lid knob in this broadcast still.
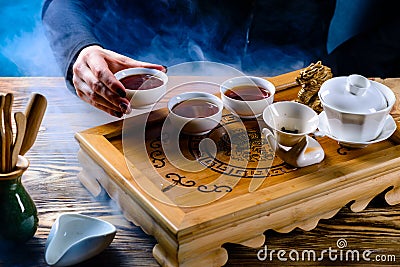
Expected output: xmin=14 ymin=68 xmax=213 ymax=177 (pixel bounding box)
xmin=346 ymin=74 xmax=370 ymax=96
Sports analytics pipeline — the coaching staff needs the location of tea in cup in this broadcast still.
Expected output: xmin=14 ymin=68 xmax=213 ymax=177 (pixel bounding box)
xmin=114 ymin=67 xmax=168 ymax=109
xmin=220 ymin=76 xmax=275 ymax=118
xmin=167 ymin=92 xmax=223 ymax=135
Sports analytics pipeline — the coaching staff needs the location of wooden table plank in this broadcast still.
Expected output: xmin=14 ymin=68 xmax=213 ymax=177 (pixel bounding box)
xmin=0 ymin=77 xmax=400 ymax=266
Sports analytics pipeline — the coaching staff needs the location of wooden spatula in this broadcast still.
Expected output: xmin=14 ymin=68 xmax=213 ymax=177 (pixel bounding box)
xmin=3 ymin=93 xmax=13 ymax=172
xmin=20 ymin=93 xmax=47 ymax=156
xmin=0 ymin=95 xmax=5 ymax=173
xmin=11 ymin=112 xmax=26 ymax=169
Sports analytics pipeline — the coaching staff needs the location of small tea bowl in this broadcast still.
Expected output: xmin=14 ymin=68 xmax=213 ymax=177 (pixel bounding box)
xmin=220 ymin=76 xmax=275 ymax=118
xmin=114 ymin=67 xmax=168 ymax=109
xmin=45 ymin=213 xmax=116 ymax=266
xmin=262 ymin=101 xmax=319 ymax=147
xmin=167 ymin=91 xmax=223 ymax=135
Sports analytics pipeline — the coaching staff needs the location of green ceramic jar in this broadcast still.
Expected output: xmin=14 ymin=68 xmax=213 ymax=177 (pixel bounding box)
xmin=0 ymin=156 xmax=38 ymax=243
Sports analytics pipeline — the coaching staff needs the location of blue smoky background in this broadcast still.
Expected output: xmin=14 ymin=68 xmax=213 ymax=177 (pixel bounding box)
xmin=1 ymin=1 xmax=335 ymax=77
xmin=0 ymin=1 xmax=60 ymax=76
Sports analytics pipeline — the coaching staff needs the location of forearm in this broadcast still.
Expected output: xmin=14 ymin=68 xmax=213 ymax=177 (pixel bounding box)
xmin=42 ymin=0 xmax=102 ymax=90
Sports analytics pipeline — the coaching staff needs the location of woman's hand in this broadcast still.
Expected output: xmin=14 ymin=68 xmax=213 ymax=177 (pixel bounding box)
xmin=72 ymin=45 xmax=166 ymax=117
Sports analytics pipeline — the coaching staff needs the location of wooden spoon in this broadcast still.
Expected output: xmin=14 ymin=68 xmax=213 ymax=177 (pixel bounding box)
xmin=3 ymin=93 xmax=14 ymax=172
xmin=11 ymin=112 xmax=26 ymax=169
xmin=0 ymin=95 xmax=5 ymax=172
xmin=20 ymin=93 xmax=47 ymax=156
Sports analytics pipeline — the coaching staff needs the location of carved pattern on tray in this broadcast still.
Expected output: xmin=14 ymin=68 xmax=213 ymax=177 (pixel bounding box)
xmin=147 ymin=114 xmax=297 ymax=181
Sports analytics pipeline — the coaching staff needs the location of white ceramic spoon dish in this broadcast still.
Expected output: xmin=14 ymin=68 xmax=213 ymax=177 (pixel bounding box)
xmin=45 ymin=213 xmax=117 ymax=266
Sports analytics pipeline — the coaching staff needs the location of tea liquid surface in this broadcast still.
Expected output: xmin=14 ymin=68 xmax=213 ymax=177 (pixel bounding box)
xmin=172 ymin=99 xmax=219 ymax=118
xmin=120 ymin=74 xmax=163 ymax=90
xmin=225 ymin=85 xmax=270 ymax=101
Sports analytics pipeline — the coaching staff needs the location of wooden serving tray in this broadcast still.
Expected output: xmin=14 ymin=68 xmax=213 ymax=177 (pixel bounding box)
xmin=75 ymin=70 xmax=400 ymax=267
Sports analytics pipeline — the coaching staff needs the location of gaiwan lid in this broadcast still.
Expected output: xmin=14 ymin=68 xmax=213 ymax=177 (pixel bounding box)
xmin=319 ymin=74 xmax=388 ymax=113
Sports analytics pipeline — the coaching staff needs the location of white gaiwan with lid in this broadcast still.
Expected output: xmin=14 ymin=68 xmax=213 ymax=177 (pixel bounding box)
xmin=318 ymin=74 xmax=396 ymax=142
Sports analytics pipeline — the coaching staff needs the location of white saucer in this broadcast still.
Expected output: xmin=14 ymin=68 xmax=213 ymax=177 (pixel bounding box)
xmin=318 ymin=111 xmax=396 ymax=148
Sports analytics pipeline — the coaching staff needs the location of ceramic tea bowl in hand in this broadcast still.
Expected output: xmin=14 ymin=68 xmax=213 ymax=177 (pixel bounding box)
xmin=220 ymin=76 xmax=275 ymax=118
xmin=115 ymin=67 xmax=168 ymax=109
xmin=318 ymin=74 xmax=396 ymax=143
xmin=167 ymin=91 xmax=223 ymax=135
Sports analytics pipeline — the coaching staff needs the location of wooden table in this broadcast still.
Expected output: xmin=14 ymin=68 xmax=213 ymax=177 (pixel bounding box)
xmin=1 ymin=77 xmax=400 ymax=266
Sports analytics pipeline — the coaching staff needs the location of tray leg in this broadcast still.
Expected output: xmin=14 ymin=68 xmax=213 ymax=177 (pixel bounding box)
xmin=153 ymin=244 xmax=228 ymax=267
xmin=385 ymin=186 xmax=400 ymax=205
xmin=77 ymin=150 xmax=103 ymax=196
xmin=238 ymin=235 xmax=265 ymax=248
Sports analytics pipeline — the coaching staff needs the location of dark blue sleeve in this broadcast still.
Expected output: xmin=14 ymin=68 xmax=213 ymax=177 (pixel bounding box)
xmin=42 ymin=0 xmax=104 ymax=92
xmin=327 ymin=0 xmax=400 ymax=78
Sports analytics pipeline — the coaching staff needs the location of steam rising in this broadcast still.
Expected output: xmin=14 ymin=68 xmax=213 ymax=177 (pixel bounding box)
xmin=93 ymin=1 xmax=324 ymax=77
